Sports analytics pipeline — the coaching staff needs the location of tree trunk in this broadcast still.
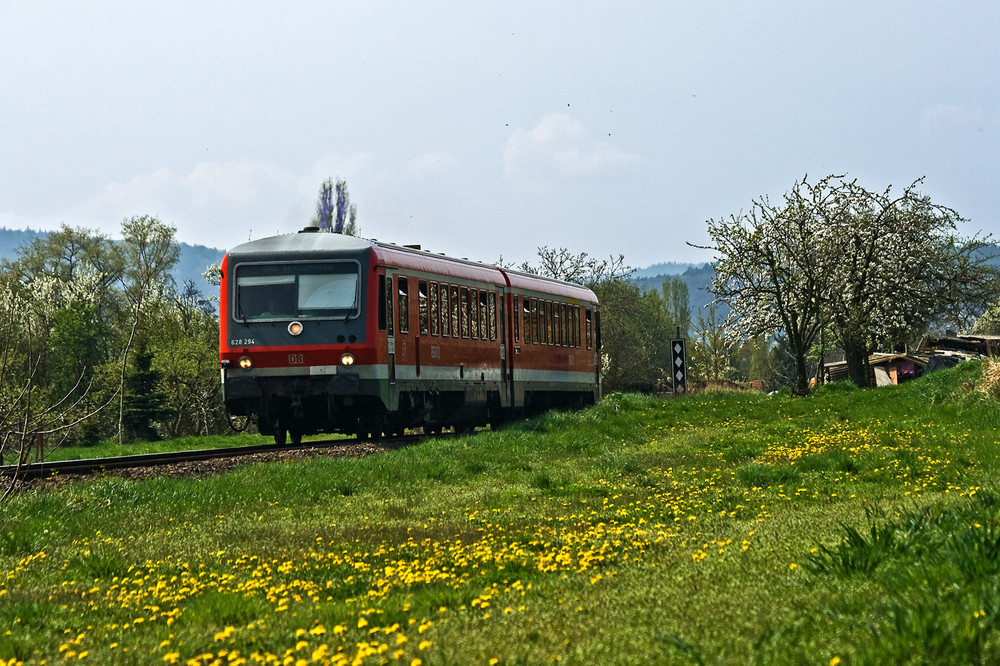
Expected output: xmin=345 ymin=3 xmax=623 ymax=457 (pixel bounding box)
xmin=843 ymin=337 xmax=870 ymax=388
xmin=793 ymin=350 xmax=811 ymax=396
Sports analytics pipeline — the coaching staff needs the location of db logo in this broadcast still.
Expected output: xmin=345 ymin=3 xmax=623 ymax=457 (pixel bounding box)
xmin=288 ymin=354 xmax=304 ymax=365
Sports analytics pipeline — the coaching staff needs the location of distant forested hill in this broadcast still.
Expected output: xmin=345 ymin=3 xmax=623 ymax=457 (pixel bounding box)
xmin=633 ymin=242 xmax=1000 ymax=318
xmin=632 ymin=261 xmax=700 ymax=279
xmin=0 ymin=227 xmax=43 ymax=259
xmin=634 ymin=262 xmax=718 ymax=313
xmin=0 ymin=227 xmax=225 ymax=293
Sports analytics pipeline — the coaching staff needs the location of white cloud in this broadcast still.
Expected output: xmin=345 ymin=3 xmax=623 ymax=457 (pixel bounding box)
xmin=919 ymin=103 xmax=986 ymax=134
xmin=65 ymin=156 xmax=394 ymax=249
xmin=79 ymin=161 xmax=299 ymax=247
xmin=0 ymin=152 xmax=447 ymax=251
xmin=502 ymin=113 xmax=639 ymax=187
xmin=94 ymin=161 xmax=295 ymax=211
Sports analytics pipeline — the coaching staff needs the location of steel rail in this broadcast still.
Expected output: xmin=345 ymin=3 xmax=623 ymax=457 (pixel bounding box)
xmin=0 ymin=439 xmax=360 ymax=481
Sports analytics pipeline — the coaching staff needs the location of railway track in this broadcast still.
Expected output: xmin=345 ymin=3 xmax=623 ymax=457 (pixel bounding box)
xmin=0 ymin=436 xmax=411 ymax=483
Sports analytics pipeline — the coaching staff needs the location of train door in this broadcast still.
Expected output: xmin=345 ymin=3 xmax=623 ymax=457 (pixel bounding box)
xmin=395 ymin=275 xmax=412 ymax=378
xmin=383 ymin=273 xmax=396 ymax=386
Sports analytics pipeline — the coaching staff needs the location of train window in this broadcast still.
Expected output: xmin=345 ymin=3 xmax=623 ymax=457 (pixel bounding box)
xmin=545 ymin=301 xmax=555 ymax=345
xmin=386 ymin=276 xmax=394 ymax=336
xmin=585 ymin=308 xmax=593 ymax=349
xmin=488 ymin=292 xmax=497 ymax=340
xmin=378 ymin=275 xmax=387 ymax=331
xmin=450 ymin=285 xmax=460 ymax=337
xmin=479 ymin=291 xmax=489 ymax=341
xmin=536 ymin=301 xmax=544 ymax=345
xmin=555 ymin=303 xmax=567 ymax=347
xmin=530 ymin=299 xmax=538 ymax=344
xmin=498 ymin=293 xmax=505 ymax=344
xmin=556 ymin=303 xmax=563 ymax=346
xmin=559 ymin=303 xmax=571 ymax=347
xmin=522 ymin=298 xmax=531 ymax=344
xmin=552 ymin=302 xmax=559 ymax=346
xmin=429 ymin=282 xmax=439 ymax=336
xmin=470 ymin=289 xmax=480 ymax=339
xmin=439 ymin=284 xmax=450 ymax=337
xmin=398 ymin=277 xmax=409 ymax=334
xmin=235 ymin=261 xmax=360 ymax=321
xmin=551 ymin=301 xmax=558 ymax=345
xmin=574 ymin=306 xmax=581 ymax=347
xmin=418 ymin=280 xmax=429 ymax=335
xmin=513 ymin=296 xmax=520 ymax=343
xmin=460 ymin=287 xmax=470 ymax=338
xmin=549 ymin=303 xmax=561 ymax=345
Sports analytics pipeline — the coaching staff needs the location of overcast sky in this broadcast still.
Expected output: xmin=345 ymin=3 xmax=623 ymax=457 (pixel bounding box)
xmin=2 ymin=1 xmax=998 ymax=268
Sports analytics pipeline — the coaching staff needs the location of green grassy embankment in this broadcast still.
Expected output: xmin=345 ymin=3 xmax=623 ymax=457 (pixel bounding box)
xmin=36 ymin=433 xmax=343 ymax=463
xmin=3 ymin=361 xmax=1000 ymax=665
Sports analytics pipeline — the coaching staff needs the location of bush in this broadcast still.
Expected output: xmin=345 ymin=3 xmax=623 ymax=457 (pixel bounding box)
xmin=977 ymin=358 xmax=1000 ymax=398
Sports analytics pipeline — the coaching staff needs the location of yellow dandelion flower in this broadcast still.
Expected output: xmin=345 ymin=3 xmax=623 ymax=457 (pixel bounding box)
xmin=163 ymin=653 xmax=180 ymax=664
xmin=396 ymin=634 xmax=408 ymax=645
xmin=357 ymin=618 xmax=368 ymax=629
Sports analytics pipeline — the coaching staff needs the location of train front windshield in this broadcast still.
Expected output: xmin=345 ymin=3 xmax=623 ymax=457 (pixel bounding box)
xmin=234 ymin=261 xmax=361 ymax=321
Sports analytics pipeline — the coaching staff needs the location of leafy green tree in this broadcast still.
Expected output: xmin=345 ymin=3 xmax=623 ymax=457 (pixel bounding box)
xmin=973 ymin=300 xmax=1000 ymax=335
xmin=146 ymin=282 xmax=225 ymax=437
xmin=122 ymin=343 xmax=174 ymax=442
xmin=3 ymin=223 xmax=123 ymax=295
xmin=0 ymin=278 xmax=121 ymax=492
xmin=115 ymin=215 xmax=181 ymax=442
xmin=689 ymin=303 xmax=739 ymax=382
xmin=590 ymin=279 xmax=673 ymax=392
xmin=47 ymin=302 xmax=106 ymax=413
xmin=660 ymin=276 xmax=691 ymax=340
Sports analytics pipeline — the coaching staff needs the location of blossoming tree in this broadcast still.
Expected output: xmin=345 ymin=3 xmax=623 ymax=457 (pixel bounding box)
xmin=698 ymin=174 xmax=999 ymax=392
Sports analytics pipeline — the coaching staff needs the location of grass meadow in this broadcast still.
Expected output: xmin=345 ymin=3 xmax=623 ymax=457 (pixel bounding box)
xmin=3 ymin=361 xmax=1000 ymax=665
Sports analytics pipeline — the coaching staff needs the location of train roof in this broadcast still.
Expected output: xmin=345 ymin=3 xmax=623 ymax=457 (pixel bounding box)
xmin=226 ymin=231 xmax=597 ymax=303
xmin=226 ymin=230 xmax=373 ymax=256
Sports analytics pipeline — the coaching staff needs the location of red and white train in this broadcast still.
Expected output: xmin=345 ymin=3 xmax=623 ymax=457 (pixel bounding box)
xmin=219 ymin=229 xmax=601 ymax=443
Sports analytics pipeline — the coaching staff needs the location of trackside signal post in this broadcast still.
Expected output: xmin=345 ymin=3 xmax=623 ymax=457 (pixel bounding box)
xmin=671 ymin=328 xmax=687 ymax=396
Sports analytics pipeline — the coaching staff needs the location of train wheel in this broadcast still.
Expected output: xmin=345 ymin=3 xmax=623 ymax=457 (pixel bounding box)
xmin=273 ymin=428 xmax=287 ymax=445
xmin=289 ymin=429 xmax=302 ymax=445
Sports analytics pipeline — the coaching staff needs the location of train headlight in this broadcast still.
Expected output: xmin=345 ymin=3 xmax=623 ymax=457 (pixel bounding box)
xmin=238 ymin=356 xmax=253 ymax=369
xmin=288 ymin=321 xmax=303 ymax=336
xmin=340 ymin=353 xmax=355 ymax=366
